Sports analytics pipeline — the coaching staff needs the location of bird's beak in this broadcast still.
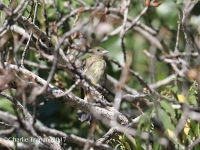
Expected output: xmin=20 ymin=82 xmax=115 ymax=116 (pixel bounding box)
xmin=102 ymin=50 xmax=109 ymax=54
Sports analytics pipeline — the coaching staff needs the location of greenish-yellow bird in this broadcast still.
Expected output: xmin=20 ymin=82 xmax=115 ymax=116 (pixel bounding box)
xmin=77 ymin=46 xmax=109 ymax=124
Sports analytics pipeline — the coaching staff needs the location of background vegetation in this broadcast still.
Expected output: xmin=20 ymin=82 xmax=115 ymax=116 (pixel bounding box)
xmin=0 ymin=0 xmax=200 ymax=149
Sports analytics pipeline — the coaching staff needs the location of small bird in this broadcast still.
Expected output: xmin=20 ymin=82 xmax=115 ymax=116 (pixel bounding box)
xmin=77 ymin=46 xmax=109 ymax=124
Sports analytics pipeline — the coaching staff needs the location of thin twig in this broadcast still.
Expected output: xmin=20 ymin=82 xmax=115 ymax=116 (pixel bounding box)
xmin=120 ymin=0 xmax=130 ymax=63
xmin=174 ymin=11 xmax=181 ymax=53
xmin=96 ymin=127 xmax=117 ymax=144
xmin=21 ymin=0 xmax=39 ymax=68
xmin=56 ymin=79 xmax=80 ymax=98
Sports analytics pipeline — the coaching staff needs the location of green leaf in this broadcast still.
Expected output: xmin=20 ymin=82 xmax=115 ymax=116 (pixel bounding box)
xmin=166 ymin=85 xmax=172 ymax=89
xmin=153 ymin=141 xmax=159 ymax=150
xmin=115 ymin=143 xmax=121 ymax=148
xmin=177 ymin=77 xmax=185 ymax=82
xmin=158 ymin=108 xmax=175 ymax=131
xmin=137 ymin=113 xmax=151 ymax=131
xmin=0 ymin=97 xmax=14 ymax=114
xmin=171 ymin=86 xmax=178 ymax=93
xmin=160 ymin=101 xmax=175 ymax=116
xmin=176 ymin=0 xmax=184 ymax=4
xmin=190 ymin=120 xmax=199 ymax=137
xmin=194 ymin=145 xmax=200 ymax=150
xmin=135 ymin=137 xmax=145 ymax=150
xmin=188 ymin=94 xmax=197 ymax=105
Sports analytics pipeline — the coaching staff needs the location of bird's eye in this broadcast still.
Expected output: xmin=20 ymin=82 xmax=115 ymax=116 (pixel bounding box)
xmin=97 ymin=49 xmax=100 ymax=52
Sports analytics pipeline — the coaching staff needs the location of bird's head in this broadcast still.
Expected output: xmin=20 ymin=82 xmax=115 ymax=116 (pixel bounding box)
xmin=90 ymin=46 xmax=109 ymax=57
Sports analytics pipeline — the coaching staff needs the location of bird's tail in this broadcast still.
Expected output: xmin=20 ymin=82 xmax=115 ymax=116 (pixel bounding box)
xmin=77 ymin=110 xmax=92 ymax=124
xmin=77 ymin=87 xmax=92 ymax=124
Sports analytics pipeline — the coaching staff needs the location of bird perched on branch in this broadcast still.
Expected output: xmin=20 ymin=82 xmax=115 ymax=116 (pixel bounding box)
xmin=77 ymin=46 xmax=109 ymax=124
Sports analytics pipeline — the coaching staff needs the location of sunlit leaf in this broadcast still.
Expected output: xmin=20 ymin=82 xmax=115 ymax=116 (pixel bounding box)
xmin=177 ymin=95 xmax=186 ymax=103
xmin=125 ymin=142 xmax=130 ymax=149
xmin=182 ymin=119 xmax=190 ymax=144
xmin=167 ymin=129 xmax=178 ymax=142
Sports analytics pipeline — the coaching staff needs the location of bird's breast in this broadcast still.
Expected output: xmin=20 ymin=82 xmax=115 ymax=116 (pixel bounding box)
xmin=85 ymin=57 xmax=106 ymax=86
